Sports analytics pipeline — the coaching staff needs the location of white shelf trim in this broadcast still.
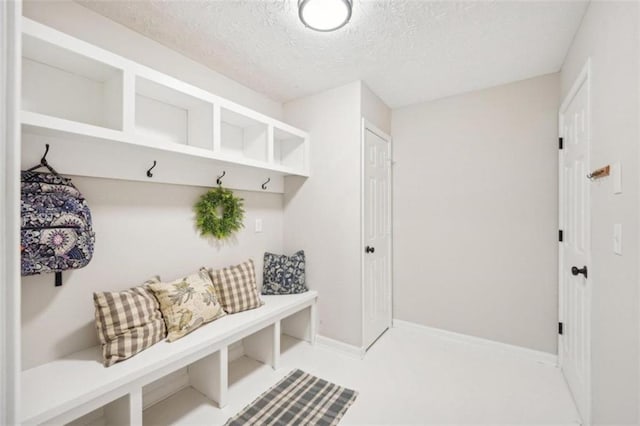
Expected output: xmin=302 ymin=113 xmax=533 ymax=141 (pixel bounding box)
xmin=21 ymin=17 xmax=311 ymax=191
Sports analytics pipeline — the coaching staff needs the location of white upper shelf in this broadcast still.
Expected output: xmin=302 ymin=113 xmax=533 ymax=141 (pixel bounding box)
xmin=20 ymin=18 xmax=310 ymax=192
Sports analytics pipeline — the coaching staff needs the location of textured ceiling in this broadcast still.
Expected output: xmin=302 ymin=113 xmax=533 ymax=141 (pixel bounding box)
xmin=76 ymin=0 xmax=588 ymax=108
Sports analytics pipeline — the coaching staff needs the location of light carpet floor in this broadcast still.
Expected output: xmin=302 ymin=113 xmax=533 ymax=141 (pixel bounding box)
xmin=144 ymin=325 xmax=580 ymax=425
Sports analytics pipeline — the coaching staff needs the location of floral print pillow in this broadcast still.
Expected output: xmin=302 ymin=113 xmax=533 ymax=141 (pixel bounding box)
xmin=262 ymin=250 xmax=307 ymax=295
xmin=149 ymin=269 xmax=225 ymax=341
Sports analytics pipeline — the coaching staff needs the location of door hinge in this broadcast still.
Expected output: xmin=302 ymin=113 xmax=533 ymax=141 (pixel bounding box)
xmin=559 ymin=137 xmax=564 ymax=150
xmin=558 ymin=322 xmax=564 ymax=335
xmin=559 ymin=230 xmax=564 ymax=242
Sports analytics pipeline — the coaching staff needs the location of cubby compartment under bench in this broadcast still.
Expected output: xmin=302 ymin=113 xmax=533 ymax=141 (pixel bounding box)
xmin=21 ymin=292 xmax=318 ymax=425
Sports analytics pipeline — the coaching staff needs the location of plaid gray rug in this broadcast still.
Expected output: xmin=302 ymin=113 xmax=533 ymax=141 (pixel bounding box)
xmin=225 ymin=369 xmax=358 ymax=426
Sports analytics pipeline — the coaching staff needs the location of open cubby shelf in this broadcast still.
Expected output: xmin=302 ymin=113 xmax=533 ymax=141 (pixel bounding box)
xmin=20 ymin=18 xmax=310 ymax=193
xmin=22 ymin=32 xmax=124 ymax=131
xmin=220 ymin=107 xmax=269 ymax=163
xmin=274 ymin=126 xmax=308 ymax=172
xmin=135 ymin=76 xmax=214 ymax=150
xmin=21 ymin=293 xmax=317 ymax=426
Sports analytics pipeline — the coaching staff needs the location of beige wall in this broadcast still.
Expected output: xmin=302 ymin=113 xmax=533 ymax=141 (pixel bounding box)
xmin=283 ymin=82 xmax=363 ymax=347
xmin=392 ymin=73 xmax=561 ymax=354
xmin=361 ymin=82 xmax=392 ymax=135
xmin=561 ymin=1 xmax=639 ymax=424
xmin=282 ymin=81 xmax=390 ymax=349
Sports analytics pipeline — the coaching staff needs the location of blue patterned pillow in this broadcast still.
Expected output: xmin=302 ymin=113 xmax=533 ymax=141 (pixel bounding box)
xmin=262 ymin=250 xmax=307 ymax=295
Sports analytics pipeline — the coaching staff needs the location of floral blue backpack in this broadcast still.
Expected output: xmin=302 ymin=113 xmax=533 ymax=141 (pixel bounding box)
xmin=21 ymin=152 xmax=95 ymax=286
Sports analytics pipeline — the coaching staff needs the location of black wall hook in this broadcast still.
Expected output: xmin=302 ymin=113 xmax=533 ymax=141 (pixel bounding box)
xmin=40 ymin=143 xmax=50 ymax=166
xmin=217 ymin=171 xmax=226 ymax=186
xmin=146 ymin=160 xmax=157 ymax=178
xmin=27 ymin=143 xmax=61 ymax=176
xmin=261 ymin=177 xmax=271 ymax=190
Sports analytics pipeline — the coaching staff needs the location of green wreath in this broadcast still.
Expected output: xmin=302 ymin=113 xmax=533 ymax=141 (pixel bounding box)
xmin=195 ymin=187 xmax=245 ymax=240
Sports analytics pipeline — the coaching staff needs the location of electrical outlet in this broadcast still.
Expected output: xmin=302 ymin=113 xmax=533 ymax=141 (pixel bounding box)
xmin=255 ymin=218 xmax=263 ymax=233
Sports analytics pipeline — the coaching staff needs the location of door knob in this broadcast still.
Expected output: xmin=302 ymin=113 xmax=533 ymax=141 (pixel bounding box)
xmin=365 ymin=246 xmax=375 ymax=254
xmin=571 ymin=265 xmax=588 ymax=278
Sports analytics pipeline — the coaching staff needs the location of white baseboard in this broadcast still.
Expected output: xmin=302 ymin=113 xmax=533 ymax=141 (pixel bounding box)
xmin=393 ymin=319 xmax=558 ymax=366
xmin=316 ymin=335 xmax=366 ymax=359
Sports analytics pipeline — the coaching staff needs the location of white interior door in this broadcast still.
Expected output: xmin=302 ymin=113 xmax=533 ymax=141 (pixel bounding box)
xmin=559 ymin=62 xmax=591 ymax=424
xmin=362 ymin=121 xmax=392 ymax=350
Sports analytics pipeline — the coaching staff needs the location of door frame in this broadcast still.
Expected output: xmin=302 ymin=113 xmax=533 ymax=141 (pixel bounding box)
xmin=1 ymin=0 xmax=22 ymax=424
xmin=558 ymin=58 xmax=592 ymax=425
xmin=360 ymin=118 xmax=393 ymax=351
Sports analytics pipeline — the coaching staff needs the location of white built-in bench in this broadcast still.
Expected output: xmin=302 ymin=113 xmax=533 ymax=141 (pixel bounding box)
xmin=21 ymin=291 xmax=318 ymax=425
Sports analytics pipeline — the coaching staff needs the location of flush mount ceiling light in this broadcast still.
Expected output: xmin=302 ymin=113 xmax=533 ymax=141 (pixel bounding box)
xmin=298 ymin=0 xmax=353 ymax=32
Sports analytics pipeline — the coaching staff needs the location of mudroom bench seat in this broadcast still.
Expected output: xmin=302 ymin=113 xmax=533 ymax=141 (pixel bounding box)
xmin=21 ymin=291 xmax=318 ymax=425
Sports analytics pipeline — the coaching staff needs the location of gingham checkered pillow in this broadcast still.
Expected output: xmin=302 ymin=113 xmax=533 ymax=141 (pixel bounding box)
xmin=94 ymin=277 xmax=166 ymax=367
xmin=206 ymin=259 xmax=264 ymax=314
